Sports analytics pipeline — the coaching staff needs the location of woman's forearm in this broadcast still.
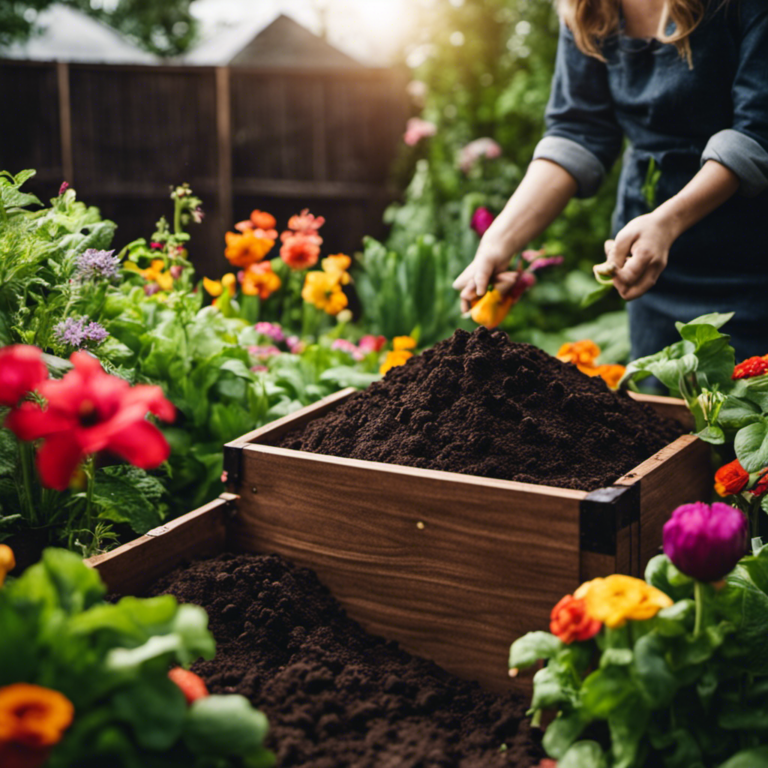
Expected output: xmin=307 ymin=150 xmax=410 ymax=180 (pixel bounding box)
xmin=484 ymin=158 xmax=579 ymax=255
xmin=651 ymin=160 xmax=740 ymax=240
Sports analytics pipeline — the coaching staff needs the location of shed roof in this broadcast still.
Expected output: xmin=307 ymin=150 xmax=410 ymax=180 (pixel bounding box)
xmin=185 ymin=13 xmax=363 ymax=68
xmin=2 ymin=4 xmax=157 ymax=64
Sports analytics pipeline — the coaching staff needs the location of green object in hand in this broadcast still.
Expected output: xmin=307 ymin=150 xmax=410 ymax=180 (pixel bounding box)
xmin=581 ymin=262 xmax=616 ymax=308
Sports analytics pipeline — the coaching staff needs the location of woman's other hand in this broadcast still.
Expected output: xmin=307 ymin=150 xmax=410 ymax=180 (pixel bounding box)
xmin=453 ymin=234 xmax=514 ymax=313
xmin=604 ymin=213 xmax=675 ymax=301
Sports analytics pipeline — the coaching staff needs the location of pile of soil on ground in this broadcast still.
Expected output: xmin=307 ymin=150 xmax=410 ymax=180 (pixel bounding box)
xmin=281 ymin=327 xmax=682 ymax=491
xmin=149 ymin=552 xmax=546 ymax=768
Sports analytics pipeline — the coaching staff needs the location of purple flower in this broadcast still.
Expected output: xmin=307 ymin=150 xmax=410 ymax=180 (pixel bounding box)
xmin=53 ymin=317 xmax=109 ymax=349
xmin=471 ymin=207 xmax=495 ymax=237
xmin=663 ymin=502 xmax=748 ymax=582
xmin=75 ymin=249 xmax=120 ymax=281
xmin=254 ymin=322 xmax=286 ymax=343
xmin=59 ymin=181 xmax=69 ymax=196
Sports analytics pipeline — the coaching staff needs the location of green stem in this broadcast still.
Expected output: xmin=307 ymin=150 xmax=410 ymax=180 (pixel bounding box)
xmin=84 ymin=458 xmax=95 ymax=542
xmin=694 ymin=581 xmax=704 ymax=638
xmin=173 ymin=198 xmax=182 ymax=236
xmin=19 ymin=443 xmax=37 ymax=526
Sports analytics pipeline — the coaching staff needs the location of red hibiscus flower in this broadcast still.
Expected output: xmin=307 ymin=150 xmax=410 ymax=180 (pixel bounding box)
xmin=0 ymin=346 xmax=48 ymax=408
xmin=6 ymin=352 xmax=175 ymax=491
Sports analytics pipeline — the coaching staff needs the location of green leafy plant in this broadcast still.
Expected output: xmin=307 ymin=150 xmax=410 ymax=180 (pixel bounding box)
xmin=0 ymin=546 xmax=273 ymax=767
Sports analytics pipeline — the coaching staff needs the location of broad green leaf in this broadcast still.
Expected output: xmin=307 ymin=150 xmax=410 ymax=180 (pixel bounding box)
xmin=719 ymin=396 xmax=761 ymax=431
xmin=645 ymin=555 xmax=694 ymax=602
xmin=735 ymin=420 xmax=768 ymax=473
xmin=183 ymin=695 xmax=270 ymax=756
xmin=92 ymin=466 xmax=166 ymax=535
xmin=599 ymin=648 xmax=633 ymax=668
xmin=633 ymin=633 xmax=678 ymax=707
xmin=531 ymin=664 xmax=577 ymax=710
xmin=581 ymin=282 xmax=613 ymax=309
xmin=718 ymin=747 xmax=768 ymax=768
xmin=509 ymin=631 xmax=563 ymax=670
xmin=559 ymin=741 xmax=609 ymax=768
xmin=608 ymin=696 xmax=650 ymax=768
xmin=581 ymin=666 xmax=633 ymax=718
xmin=543 ymin=710 xmax=591 ymax=759
xmin=696 ymin=425 xmax=725 ymax=444
xmin=676 ymin=312 xmax=734 ymax=332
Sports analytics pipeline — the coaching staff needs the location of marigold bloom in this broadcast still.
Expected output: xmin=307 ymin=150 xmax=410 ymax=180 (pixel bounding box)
xmin=574 ymin=575 xmax=672 ymax=628
xmin=0 ymin=684 xmax=74 ymax=749
xmin=393 ymin=336 xmax=417 ymax=352
xmin=663 ymin=502 xmax=748 ymax=582
xmin=732 ymin=356 xmax=768 ymax=380
xmin=557 ymin=340 xmax=601 ymax=367
xmin=715 ymin=459 xmax=750 ymax=497
xmin=302 ymin=271 xmax=348 ymax=315
xmin=240 ymin=262 xmax=281 ymax=299
xmin=380 ymin=350 xmax=413 ymax=375
xmin=0 ymin=544 xmax=15 ymax=587
xmin=5 ymin=352 xmax=174 ymax=491
xmin=225 ymin=230 xmax=274 ymax=269
xmin=140 ymin=259 xmax=174 ymax=291
xmin=0 ymin=346 xmax=48 ymax=408
xmin=470 ymin=289 xmax=514 ymax=329
xmin=578 ymin=363 xmax=626 ymax=390
xmin=281 ymin=232 xmax=322 ymax=271
xmin=550 ymin=595 xmax=601 ymax=644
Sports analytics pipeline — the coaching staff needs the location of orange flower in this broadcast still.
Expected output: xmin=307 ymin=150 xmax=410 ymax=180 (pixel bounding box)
xmin=301 ymin=271 xmax=347 ymax=315
xmin=732 ymin=356 xmax=768 ymax=380
xmin=577 ymin=363 xmax=626 ymax=389
xmin=225 ymin=230 xmax=274 ymax=269
xmin=550 ymin=595 xmax=601 ymax=644
xmin=0 ymin=544 xmax=14 ymax=587
xmin=393 ymin=336 xmax=417 ymax=352
xmin=139 ymin=259 xmax=174 ymax=291
xmin=470 ymin=289 xmax=514 ymax=330
xmin=714 ymin=459 xmax=750 ymax=497
xmin=557 ymin=340 xmax=601 ymax=367
xmin=241 ymin=262 xmax=281 ymax=299
xmin=380 ymin=350 xmax=413 ymax=375
xmin=280 ymin=232 xmax=322 ymax=271
xmin=235 ymin=209 xmax=278 ymax=239
xmin=0 ymin=684 xmax=74 ymax=750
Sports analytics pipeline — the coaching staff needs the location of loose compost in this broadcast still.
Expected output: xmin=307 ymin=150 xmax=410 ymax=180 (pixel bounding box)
xmin=281 ymin=328 xmax=682 ymax=491
xmin=148 ymin=552 xmax=546 ymax=768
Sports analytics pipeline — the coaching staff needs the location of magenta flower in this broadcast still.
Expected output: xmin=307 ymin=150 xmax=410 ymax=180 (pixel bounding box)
xmin=58 ymin=181 xmax=69 ymax=196
xmin=663 ymin=502 xmax=748 ymax=582
xmin=471 ymin=207 xmax=495 ymax=237
xmin=254 ymin=322 xmax=286 ymax=343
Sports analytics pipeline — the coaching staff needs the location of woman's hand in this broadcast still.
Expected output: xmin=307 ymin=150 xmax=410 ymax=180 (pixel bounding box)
xmin=603 ymin=212 xmax=676 ymax=301
xmin=452 ymin=234 xmax=515 ymax=313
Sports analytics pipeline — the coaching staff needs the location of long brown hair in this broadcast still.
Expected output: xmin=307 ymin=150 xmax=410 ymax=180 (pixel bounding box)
xmin=557 ymin=0 xmax=722 ymax=64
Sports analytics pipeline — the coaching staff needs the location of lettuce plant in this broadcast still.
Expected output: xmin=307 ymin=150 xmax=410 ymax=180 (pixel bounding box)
xmin=0 ymin=547 xmax=273 ymax=767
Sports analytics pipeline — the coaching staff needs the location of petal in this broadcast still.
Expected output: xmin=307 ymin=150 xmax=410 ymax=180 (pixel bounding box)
xmin=36 ymin=433 xmax=85 ymax=491
xmin=105 ymin=421 xmax=170 ymax=469
xmin=5 ymin=403 xmax=73 ymax=441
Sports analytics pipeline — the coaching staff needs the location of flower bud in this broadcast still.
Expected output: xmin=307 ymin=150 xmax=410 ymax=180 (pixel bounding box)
xmin=714 ymin=459 xmax=749 ymax=497
xmin=663 ymin=502 xmax=748 ymax=582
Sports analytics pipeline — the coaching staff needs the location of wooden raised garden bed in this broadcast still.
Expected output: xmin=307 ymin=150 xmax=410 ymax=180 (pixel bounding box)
xmin=88 ymin=389 xmax=711 ymax=694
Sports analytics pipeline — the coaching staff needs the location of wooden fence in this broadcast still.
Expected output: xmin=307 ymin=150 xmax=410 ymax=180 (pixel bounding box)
xmin=0 ymin=60 xmax=409 ymax=276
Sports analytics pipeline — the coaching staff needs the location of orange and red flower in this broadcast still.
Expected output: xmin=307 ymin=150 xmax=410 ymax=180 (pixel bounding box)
xmin=280 ymin=232 xmax=322 ymax=271
xmin=0 ymin=684 xmax=74 ymax=768
xmin=732 ymin=356 xmax=768 ymax=380
xmin=241 ymin=261 xmax=281 ymax=300
xmin=5 ymin=351 xmax=175 ymax=491
xmin=225 ymin=230 xmax=275 ymax=269
xmin=235 ymin=209 xmax=278 ymax=239
xmin=714 ymin=459 xmax=750 ymax=497
xmin=557 ymin=341 xmax=626 ymax=390
xmin=287 ymin=208 xmax=325 ymax=234
xmin=549 ymin=595 xmax=601 ymax=644
xmin=0 ymin=346 xmax=48 ymax=408
xmin=0 ymin=544 xmax=15 ymax=587
xmin=168 ymin=668 xmax=209 ymax=705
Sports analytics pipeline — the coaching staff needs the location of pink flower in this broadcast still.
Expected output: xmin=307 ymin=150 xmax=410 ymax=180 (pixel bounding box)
xmin=332 ymin=339 xmax=364 ymax=361
xmin=144 ymin=283 xmax=160 ymax=297
xmin=251 ymin=365 xmax=269 ymax=373
xmin=280 ymin=232 xmax=321 ymax=270
xmin=471 ymin=207 xmax=495 ymax=237
xmin=58 ymin=181 xmax=69 ymax=196
xmin=254 ymin=322 xmax=286 ymax=343
xmin=286 ymin=209 xmax=325 ymax=235
xmin=404 ymin=118 xmax=437 ymax=146
xmin=459 ymin=137 xmax=502 ymax=173
xmin=359 ymin=335 xmax=387 ymax=354
xmin=248 ymin=345 xmax=281 ymax=362
xmin=150 ymin=241 xmax=164 ymax=250
xmin=170 ymin=265 xmax=184 ymax=280
xmin=286 ymin=336 xmax=305 ymax=355
xmin=528 ymin=256 xmax=564 ymax=272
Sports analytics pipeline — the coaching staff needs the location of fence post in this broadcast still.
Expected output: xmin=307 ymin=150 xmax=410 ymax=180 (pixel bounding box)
xmin=56 ymin=61 xmax=74 ymax=185
xmin=215 ymin=66 xmax=233 ymax=259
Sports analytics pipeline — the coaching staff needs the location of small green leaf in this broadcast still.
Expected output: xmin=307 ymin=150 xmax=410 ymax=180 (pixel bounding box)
xmin=559 ymin=740 xmax=609 ymax=768
xmin=509 ymin=631 xmax=563 ymax=670
xmin=543 ymin=710 xmax=591 ymax=759
xmin=735 ymin=420 xmax=768 ymax=474
xmin=581 ymin=282 xmax=613 ymax=309
xmin=183 ymin=695 xmax=270 ymax=756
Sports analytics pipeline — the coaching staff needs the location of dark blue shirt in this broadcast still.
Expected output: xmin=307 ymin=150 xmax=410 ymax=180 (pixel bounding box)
xmin=533 ymin=0 xmax=768 ymax=359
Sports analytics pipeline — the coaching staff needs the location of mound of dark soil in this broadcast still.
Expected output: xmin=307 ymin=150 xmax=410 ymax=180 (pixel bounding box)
xmin=281 ymin=328 xmax=682 ymax=491
xmin=149 ymin=552 xmax=546 ymax=768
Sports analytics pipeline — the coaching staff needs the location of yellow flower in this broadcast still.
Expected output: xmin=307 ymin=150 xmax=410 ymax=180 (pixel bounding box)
xmin=322 ymin=254 xmax=352 ymax=285
xmin=470 ymin=289 xmax=514 ymax=329
xmin=0 ymin=683 xmax=74 ymax=748
xmin=575 ymin=575 xmax=673 ymax=628
xmin=557 ymin=340 xmax=601 ymax=367
xmin=141 ymin=259 xmax=174 ymax=291
xmin=380 ymin=350 xmax=413 ymax=375
xmin=393 ymin=336 xmax=417 ymax=351
xmin=302 ymin=271 xmax=348 ymax=315
xmin=203 ymin=273 xmax=237 ymax=298
xmin=0 ymin=544 xmax=15 ymax=587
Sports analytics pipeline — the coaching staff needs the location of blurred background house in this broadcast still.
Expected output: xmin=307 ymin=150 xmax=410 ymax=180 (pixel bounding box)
xmin=0 ymin=2 xmax=408 ymax=275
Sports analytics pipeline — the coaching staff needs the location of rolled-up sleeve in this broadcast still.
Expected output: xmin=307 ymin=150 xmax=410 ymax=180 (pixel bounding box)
xmin=533 ymin=24 xmax=624 ymax=198
xmin=701 ymin=0 xmax=768 ymax=197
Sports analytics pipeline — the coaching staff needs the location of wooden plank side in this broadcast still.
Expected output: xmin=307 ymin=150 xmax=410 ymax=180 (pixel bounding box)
xmin=630 ymin=393 xmax=695 ymax=431
xmin=86 ymin=495 xmax=235 ymax=595
xmin=231 ymin=446 xmax=583 ymax=694
xmin=616 ymin=435 xmax=712 ymax=570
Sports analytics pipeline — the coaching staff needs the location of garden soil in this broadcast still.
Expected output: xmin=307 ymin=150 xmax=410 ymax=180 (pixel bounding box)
xmin=149 ymin=552 xmax=547 ymax=768
xmin=281 ymin=327 xmax=683 ymax=491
